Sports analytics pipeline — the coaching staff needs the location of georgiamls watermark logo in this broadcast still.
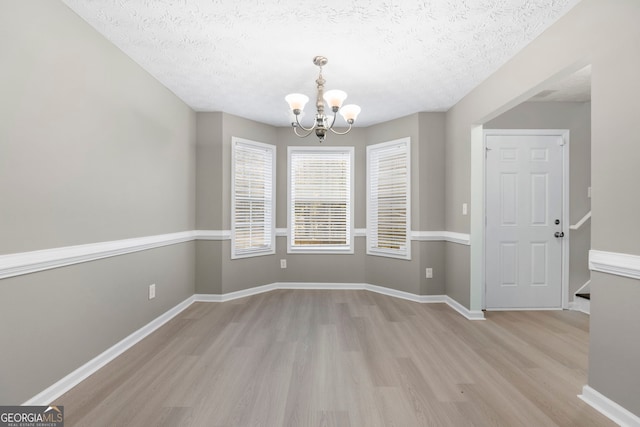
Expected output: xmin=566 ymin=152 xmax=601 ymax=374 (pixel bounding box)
xmin=0 ymin=405 xmax=64 ymax=427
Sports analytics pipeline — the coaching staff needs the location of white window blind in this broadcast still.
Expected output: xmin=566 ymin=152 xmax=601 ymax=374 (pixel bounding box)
xmin=367 ymin=138 xmax=411 ymax=259
xmin=288 ymin=147 xmax=354 ymax=253
xmin=231 ymin=138 xmax=276 ymax=259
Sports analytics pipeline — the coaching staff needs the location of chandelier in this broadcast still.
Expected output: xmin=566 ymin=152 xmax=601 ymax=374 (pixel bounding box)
xmin=285 ymin=56 xmax=361 ymax=143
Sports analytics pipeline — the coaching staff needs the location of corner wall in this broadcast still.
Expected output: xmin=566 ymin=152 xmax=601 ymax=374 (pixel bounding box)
xmin=0 ymin=1 xmax=196 ymax=404
xmin=194 ymin=112 xmax=448 ymax=297
xmin=444 ymin=0 xmax=640 ymax=417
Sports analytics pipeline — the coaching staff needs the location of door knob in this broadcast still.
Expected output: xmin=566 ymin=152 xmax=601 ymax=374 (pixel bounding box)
xmin=554 ymin=231 xmax=565 ymax=238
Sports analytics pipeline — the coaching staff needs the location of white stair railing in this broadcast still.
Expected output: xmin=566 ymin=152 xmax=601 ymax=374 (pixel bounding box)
xmin=570 ymin=211 xmax=591 ymax=230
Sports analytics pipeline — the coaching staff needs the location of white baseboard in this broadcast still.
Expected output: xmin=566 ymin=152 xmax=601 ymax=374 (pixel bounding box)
xmin=444 ymin=296 xmax=485 ymax=320
xmin=487 ymin=307 xmax=563 ymax=311
xmin=193 ymin=293 xmax=224 ymax=302
xmin=24 ymin=283 xmax=483 ymax=405
xmin=23 ymin=295 xmax=195 ymax=406
xmin=195 ymin=283 xmax=277 ymax=302
xmin=199 ymin=282 xmax=484 ymax=320
xmin=365 ymin=283 xmax=427 ymax=303
xmin=278 ymin=282 xmax=367 ymax=291
xmin=579 ymin=385 xmax=640 ymax=427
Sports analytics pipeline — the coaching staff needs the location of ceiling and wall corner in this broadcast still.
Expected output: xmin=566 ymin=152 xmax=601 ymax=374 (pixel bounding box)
xmin=529 ymin=65 xmax=592 ymax=102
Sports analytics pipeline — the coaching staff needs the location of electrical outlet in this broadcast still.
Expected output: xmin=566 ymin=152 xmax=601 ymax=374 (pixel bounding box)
xmin=149 ymin=284 xmax=156 ymax=300
xmin=425 ymin=268 xmax=433 ymax=279
xmin=280 ymin=259 xmax=287 ymax=269
xmin=462 ymin=203 xmax=468 ymax=215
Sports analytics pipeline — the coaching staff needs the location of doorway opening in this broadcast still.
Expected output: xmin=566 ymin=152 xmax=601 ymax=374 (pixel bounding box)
xmin=470 ymin=64 xmax=592 ymax=312
xmin=484 ymin=129 xmax=570 ymax=309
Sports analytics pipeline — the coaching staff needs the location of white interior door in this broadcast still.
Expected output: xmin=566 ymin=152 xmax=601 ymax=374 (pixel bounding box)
xmin=485 ymin=132 xmax=566 ymax=309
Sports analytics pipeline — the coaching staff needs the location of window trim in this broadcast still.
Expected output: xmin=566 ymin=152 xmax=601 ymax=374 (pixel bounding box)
xmin=287 ymin=146 xmax=355 ymax=254
xmin=231 ymin=137 xmax=276 ymax=259
xmin=366 ymin=137 xmax=411 ymax=260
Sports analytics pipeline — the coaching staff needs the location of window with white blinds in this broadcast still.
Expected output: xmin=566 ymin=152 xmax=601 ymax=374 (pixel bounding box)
xmin=231 ymin=138 xmax=276 ymax=259
xmin=288 ymin=146 xmax=354 ymax=254
xmin=367 ymin=138 xmax=411 ymax=259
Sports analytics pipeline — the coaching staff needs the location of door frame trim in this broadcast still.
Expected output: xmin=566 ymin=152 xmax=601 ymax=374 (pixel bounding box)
xmin=482 ymin=129 xmax=570 ymax=310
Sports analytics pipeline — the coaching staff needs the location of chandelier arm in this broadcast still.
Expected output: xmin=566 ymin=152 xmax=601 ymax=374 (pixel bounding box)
xmin=328 ymin=121 xmax=353 ymax=135
xmin=292 ymin=125 xmax=315 ymax=138
xmin=327 ymin=111 xmax=338 ymax=131
xmin=293 ymin=112 xmax=316 ymax=132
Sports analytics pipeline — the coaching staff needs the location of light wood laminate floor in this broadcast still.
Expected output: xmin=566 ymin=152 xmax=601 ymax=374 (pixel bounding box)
xmin=56 ymin=290 xmax=614 ymax=426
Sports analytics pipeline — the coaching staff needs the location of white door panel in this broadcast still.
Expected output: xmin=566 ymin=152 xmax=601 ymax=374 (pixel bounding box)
xmin=486 ymin=133 xmax=564 ymax=309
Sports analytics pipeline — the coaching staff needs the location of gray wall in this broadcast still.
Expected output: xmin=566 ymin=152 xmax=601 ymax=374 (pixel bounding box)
xmin=445 ymin=0 xmax=640 ymax=416
xmin=364 ymin=113 xmax=447 ymax=295
xmin=0 ymin=244 xmax=194 ymax=405
xmin=7 ymin=0 xmax=636 ymax=417
xmin=194 ymin=112 xmax=224 ymax=294
xmin=418 ymin=113 xmax=447 ymax=296
xmin=0 ymin=1 xmax=196 ymax=404
xmin=195 ymin=112 xmax=224 ymax=231
xmin=485 ymin=101 xmax=592 ymax=295
xmin=195 ymin=113 xmax=280 ymax=294
xmin=364 ymin=115 xmax=421 ymax=294
xmin=273 ymin=127 xmax=368 ymax=289
xmin=193 ymin=112 xmax=448 ymax=296
xmin=0 ymin=2 xmax=196 ymax=252
xmin=418 ymin=113 xmax=446 ymax=231
xmin=445 ymin=243 xmax=471 ymax=308
xmin=589 ymin=272 xmax=640 ymax=416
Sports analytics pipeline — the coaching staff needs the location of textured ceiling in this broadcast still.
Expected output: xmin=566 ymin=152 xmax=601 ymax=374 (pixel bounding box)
xmin=61 ymin=0 xmax=582 ymax=127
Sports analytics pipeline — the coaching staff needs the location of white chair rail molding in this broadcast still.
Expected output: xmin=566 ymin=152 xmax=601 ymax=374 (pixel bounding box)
xmin=0 ymin=229 xmax=471 ymax=280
